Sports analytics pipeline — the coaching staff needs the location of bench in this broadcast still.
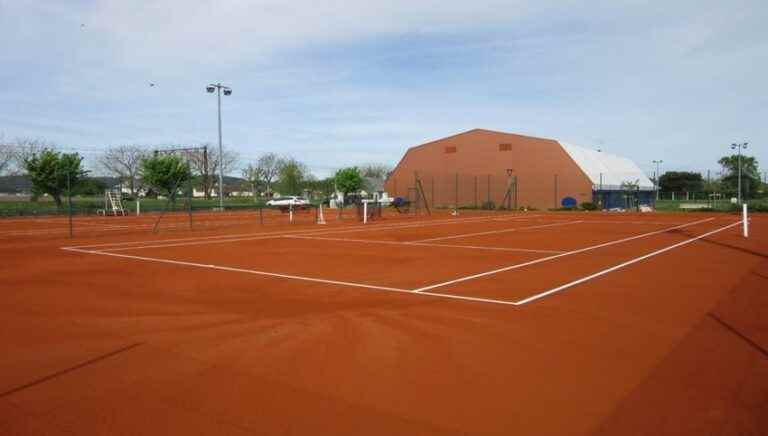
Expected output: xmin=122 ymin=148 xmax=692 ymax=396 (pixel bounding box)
xmin=679 ymin=203 xmax=711 ymax=210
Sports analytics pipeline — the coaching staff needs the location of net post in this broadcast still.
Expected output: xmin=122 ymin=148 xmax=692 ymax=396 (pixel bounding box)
xmin=289 ymin=204 xmax=294 ymax=224
xmin=67 ymin=170 xmax=73 ymax=238
xmin=363 ymin=201 xmax=368 ymax=224
xmin=136 ymin=198 xmax=140 ymax=216
xmin=317 ymin=204 xmax=326 ymax=224
xmin=187 ymin=175 xmax=193 ymax=230
xmin=743 ymin=203 xmax=749 ymax=238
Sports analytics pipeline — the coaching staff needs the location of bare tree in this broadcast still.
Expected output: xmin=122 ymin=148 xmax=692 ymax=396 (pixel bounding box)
xmin=359 ymin=163 xmax=392 ymax=179
xmin=98 ymin=145 xmax=148 ymax=196
xmin=241 ymin=153 xmax=284 ymax=197
xmin=187 ymin=143 xmax=240 ymax=198
xmin=10 ymin=138 xmax=53 ymax=174
xmin=0 ymin=135 xmax=13 ymax=175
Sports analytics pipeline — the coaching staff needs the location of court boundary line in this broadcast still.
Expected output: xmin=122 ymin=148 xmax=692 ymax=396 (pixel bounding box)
xmin=412 ymin=217 xmax=715 ymax=292
xmin=512 ymin=220 xmax=742 ymax=304
xmin=411 ymin=220 xmax=582 ymax=243
xmin=58 ymin=217 xmax=734 ymax=308
xmin=284 ymin=234 xmax=565 ymax=254
xmin=64 ymin=213 xmax=545 ymax=251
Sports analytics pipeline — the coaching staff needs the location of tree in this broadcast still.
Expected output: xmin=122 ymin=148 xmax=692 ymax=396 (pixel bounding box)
xmin=0 ymin=139 xmax=12 ymax=175
xmin=334 ymin=167 xmax=364 ymax=195
xmin=186 ymin=144 xmax=240 ymax=199
xmin=11 ymin=138 xmax=52 ymax=174
xmin=139 ymin=154 xmax=191 ymax=202
xmin=358 ymin=163 xmax=391 ymax=179
xmin=275 ymin=158 xmax=309 ymax=195
xmin=658 ymin=171 xmax=704 ymax=192
xmin=24 ymin=149 xmax=87 ymax=207
xmin=74 ymin=177 xmax=108 ymax=196
xmin=98 ymin=145 xmax=148 ymax=196
xmin=718 ymin=154 xmax=760 ymax=197
xmin=241 ymin=153 xmax=283 ymax=197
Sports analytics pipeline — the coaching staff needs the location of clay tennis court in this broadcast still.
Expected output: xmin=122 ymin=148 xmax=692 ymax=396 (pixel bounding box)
xmin=1 ymin=210 xmax=766 ymax=435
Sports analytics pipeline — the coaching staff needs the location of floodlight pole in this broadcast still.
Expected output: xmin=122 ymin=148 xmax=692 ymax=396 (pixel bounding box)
xmin=207 ymin=83 xmax=232 ymax=210
xmin=731 ymin=142 xmax=748 ymax=204
xmin=652 ymin=160 xmax=663 ymax=200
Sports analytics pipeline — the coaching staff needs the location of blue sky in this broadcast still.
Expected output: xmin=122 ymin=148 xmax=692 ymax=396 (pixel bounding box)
xmin=1 ymin=0 xmax=766 ymax=178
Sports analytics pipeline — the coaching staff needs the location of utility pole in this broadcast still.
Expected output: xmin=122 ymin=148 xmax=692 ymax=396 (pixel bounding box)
xmin=206 ymin=83 xmax=233 ymax=210
xmin=731 ymin=142 xmax=748 ymax=204
xmin=652 ymin=160 xmax=663 ymax=200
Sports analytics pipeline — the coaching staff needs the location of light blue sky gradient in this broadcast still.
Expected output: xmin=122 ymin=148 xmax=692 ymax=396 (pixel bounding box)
xmin=1 ymin=0 xmax=766 ymax=177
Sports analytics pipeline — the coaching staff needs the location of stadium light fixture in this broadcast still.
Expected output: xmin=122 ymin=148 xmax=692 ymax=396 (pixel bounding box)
xmin=730 ymin=142 xmax=748 ymax=204
xmin=206 ymin=83 xmax=233 ymax=209
xmin=652 ymin=160 xmax=663 ymax=200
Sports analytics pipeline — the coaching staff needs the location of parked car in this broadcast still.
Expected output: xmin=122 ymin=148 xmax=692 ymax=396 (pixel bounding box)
xmin=266 ymin=196 xmax=310 ymax=211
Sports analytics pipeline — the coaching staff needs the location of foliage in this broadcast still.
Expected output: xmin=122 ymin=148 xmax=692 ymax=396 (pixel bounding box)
xmin=242 ymin=153 xmax=283 ymax=196
xmin=358 ymin=163 xmax=391 ymax=179
xmin=718 ymin=154 xmax=761 ymax=197
xmin=73 ymin=177 xmax=108 ymax=196
xmin=658 ymin=171 xmax=704 ymax=192
xmin=275 ymin=158 xmax=309 ymax=195
xmin=24 ymin=149 xmax=87 ymax=207
xmin=0 ymin=139 xmax=12 ymax=175
xmin=98 ymin=145 xmax=148 ymax=196
xmin=334 ymin=167 xmax=364 ymax=194
xmin=139 ymin=154 xmax=191 ymax=202
xmin=185 ymin=144 xmax=241 ymax=199
xmin=580 ymin=202 xmax=598 ymax=211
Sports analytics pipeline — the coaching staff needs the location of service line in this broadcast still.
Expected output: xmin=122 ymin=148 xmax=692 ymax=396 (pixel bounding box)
xmin=411 ymin=217 xmax=715 ymax=293
xmin=512 ymin=219 xmax=743 ymax=305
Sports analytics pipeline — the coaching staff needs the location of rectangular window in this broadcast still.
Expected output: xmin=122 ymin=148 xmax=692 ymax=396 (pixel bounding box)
xmin=499 ymin=143 xmax=512 ymax=151
xmin=444 ymin=146 xmax=457 ymax=154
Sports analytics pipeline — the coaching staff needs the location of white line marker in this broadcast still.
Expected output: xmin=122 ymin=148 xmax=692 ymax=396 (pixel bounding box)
xmin=513 ymin=220 xmax=743 ymax=305
xmin=411 ymin=217 xmax=714 ymax=293
xmin=62 ymin=247 xmax=411 ymax=293
xmin=64 ymin=213 xmax=544 ymax=251
xmin=285 ymin=235 xmax=564 ymax=254
xmin=412 ymin=220 xmax=581 ymax=243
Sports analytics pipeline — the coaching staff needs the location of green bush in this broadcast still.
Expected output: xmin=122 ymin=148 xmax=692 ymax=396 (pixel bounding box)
xmin=580 ymin=202 xmax=598 ymax=211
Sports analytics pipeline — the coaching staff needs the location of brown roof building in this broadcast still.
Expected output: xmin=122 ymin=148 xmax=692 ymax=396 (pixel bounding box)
xmin=384 ymin=129 xmax=654 ymax=210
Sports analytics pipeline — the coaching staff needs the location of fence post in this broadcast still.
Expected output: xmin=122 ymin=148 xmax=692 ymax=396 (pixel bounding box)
xmin=432 ymin=175 xmax=435 ymax=208
xmin=487 ymin=174 xmax=491 ymax=208
xmin=455 ymin=173 xmax=459 ymax=210
xmin=554 ymin=174 xmax=558 ymax=209
xmin=67 ymin=171 xmax=73 ymax=238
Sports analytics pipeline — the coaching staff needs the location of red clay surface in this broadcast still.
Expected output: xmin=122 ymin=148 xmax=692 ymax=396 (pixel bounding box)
xmin=1 ymin=210 xmax=766 ymax=435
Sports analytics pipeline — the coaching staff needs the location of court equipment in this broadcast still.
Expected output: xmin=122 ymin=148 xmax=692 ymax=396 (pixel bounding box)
xmin=105 ymin=190 xmax=126 ymax=216
xmin=317 ymin=204 xmax=326 ymax=225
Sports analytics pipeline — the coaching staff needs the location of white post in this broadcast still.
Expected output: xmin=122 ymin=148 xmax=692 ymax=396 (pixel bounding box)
xmin=136 ymin=199 xmax=140 ymax=216
xmin=317 ymin=204 xmax=326 ymax=225
xmin=289 ymin=204 xmax=294 ymax=223
xmin=363 ymin=201 xmax=368 ymax=224
xmin=743 ymin=203 xmax=748 ymax=238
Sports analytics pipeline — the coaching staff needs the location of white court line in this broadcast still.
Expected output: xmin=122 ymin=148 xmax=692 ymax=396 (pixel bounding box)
xmin=59 ymin=217 xmax=732 ymax=308
xmin=411 ymin=217 xmax=715 ymax=293
xmin=62 ymin=246 xmax=525 ymax=305
xmin=66 ymin=213 xmax=544 ymax=251
xmin=65 ymin=212 xmax=534 ymax=249
xmin=62 ymin=247 xmax=413 ymax=293
xmin=412 ymin=220 xmax=582 ymax=243
xmin=513 ymin=220 xmax=743 ymax=305
xmin=285 ymin=235 xmax=565 ymax=254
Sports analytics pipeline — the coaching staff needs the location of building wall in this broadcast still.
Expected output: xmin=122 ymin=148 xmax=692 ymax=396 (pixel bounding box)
xmin=384 ymin=129 xmax=594 ymax=210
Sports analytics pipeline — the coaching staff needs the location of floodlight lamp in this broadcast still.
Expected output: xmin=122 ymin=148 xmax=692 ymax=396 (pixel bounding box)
xmin=223 ymin=89 xmax=232 ymax=96
xmin=206 ymin=85 xmax=216 ymax=93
